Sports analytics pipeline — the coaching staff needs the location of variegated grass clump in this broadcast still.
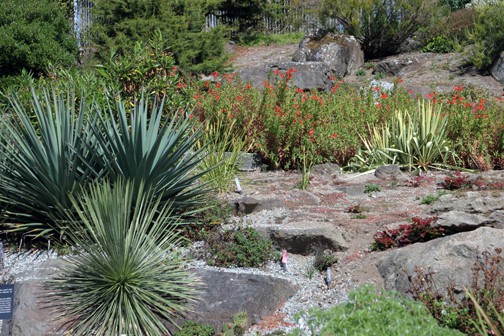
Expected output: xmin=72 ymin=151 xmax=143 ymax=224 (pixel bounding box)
xmin=348 ymin=100 xmax=457 ymax=171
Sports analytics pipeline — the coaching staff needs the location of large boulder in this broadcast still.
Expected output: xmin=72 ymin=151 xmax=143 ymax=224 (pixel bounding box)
xmin=431 ymin=190 xmax=504 ymax=232
xmin=373 ymin=52 xmax=432 ymax=76
xmin=292 ymin=32 xmax=364 ymax=78
xmin=491 ymin=51 xmax=504 ymax=85
xmin=236 ymin=61 xmax=334 ymax=92
xmin=1 ymin=259 xmax=68 ymax=336
xmin=378 ymin=227 xmax=504 ymax=299
xmin=185 ymin=269 xmax=298 ymax=332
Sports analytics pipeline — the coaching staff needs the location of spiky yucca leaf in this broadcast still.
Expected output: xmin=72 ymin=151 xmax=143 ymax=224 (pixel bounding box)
xmin=0 ymin=87 xmax=102 ymax=237
xmin=93 ymin=95 xmax=209 ymax=214
xmin=47 ymin=179 xmax=197 ymax=336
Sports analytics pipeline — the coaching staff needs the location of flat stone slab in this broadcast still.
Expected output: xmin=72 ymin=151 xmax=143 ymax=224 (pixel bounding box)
xmin=186 ymin=269 xmax=298 ymax=332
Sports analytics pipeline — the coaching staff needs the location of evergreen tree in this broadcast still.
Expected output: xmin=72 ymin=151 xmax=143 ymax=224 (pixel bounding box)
xmin=90 ymin=0 xmax=227 ymax=73
xmin=0 ymin=0 xmax=77 ymax=77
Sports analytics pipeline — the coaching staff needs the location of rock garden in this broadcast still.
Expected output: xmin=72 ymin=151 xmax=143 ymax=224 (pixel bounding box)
xmin=1 ymin=0 xmax=504 ymax=335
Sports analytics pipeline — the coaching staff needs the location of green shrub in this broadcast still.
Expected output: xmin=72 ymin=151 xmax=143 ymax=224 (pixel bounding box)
xmin=289 ymin=285 xmax=464 ymax=336
xmin=0 ymin=0 xmax=77 ymax=77
xmin=364 ymin=183 xmax=381 ymax=194
xmin=467 ymin=1 xmax=504 ymax=69
xmin=206 ymin=226 xmax=273 ymax=268
xmin=95 ymin=30 xmax=194 ymax=105
xmin=422 ymin=34 xmax=455 ymax=53
xmin=320 ymin=0 xmax=443 ymax=58
xmin=90 ymin=0 xmax=227 ymax=73
xmin=175 ymin=321 xmax=214 ymax=336
xmin=46 ymin=179 xmax=197 ymax=336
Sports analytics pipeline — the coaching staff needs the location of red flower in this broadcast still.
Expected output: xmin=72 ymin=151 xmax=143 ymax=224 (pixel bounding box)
xmin=211 ymin=71 xmax=219 ymax=78
xmin=454 ymin=86 xmax=463 ymax=91
xmin=235 ymin=95 xmax=243 ymax=101
xmin=381 ymin=93 xmax=388 ymax=99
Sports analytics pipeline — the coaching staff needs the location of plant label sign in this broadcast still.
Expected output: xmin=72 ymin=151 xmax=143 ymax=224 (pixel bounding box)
xmin=0 ymin=284 xmax=14 ymax=320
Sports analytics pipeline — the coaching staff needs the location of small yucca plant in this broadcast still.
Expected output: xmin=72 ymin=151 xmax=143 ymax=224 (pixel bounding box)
xmin=47 ymin=179 xmax=197 ymax=336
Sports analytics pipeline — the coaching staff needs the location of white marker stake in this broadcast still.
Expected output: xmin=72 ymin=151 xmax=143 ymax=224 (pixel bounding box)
xmin=235 ymin=177 xmax=242 ymax=194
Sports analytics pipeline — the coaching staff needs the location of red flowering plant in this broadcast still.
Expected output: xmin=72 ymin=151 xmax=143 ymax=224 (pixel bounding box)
xmin=434 ymin=86 xmax=504 ymax=169
xmin=371 ymin=217 xmax=445 ymax=251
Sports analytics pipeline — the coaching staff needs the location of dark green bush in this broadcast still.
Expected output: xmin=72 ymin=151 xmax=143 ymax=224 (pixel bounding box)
xmin=175 ymin=321 xmax=214 ymax=336
xmin=289 ymin=285 xmax=464 ymax=336
xmin=467 ymin=1 xmax=504 ymax=69
xmin=0 ymin=0 xmax=77 ymax=77
xmin=90 ymin=0 xmax=227 ymax=73
xmin=320 ymin=0 xmax=444 ymax=58
xmin=206 ymin=226 xmax=273 ymax=268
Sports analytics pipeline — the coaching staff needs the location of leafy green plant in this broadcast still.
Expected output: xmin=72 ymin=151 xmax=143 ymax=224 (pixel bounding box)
xmin=288 ymin=285 xmax=464 ymax=335
xmin=221 ymin=312 xmax=248 ymax=336
xmin=205 ymin=226 xmax=273 ymax=268
xmin=364 ymin=183 xmax=381 ymax=194
xmin=313 ymin=250 xmax=337 ymax=272
xmin=0 ymin=87 xmax=101 ymax=238
xmin=420 ymin=191 xmax=447 ymax=205
xmin=466 ymin=1 xmax=504 ymax=69
xmin=95 ymin=30 xmax=193 ymax=105
xmin=46 ymin=179 xmax=197 ymax=336
xmin=422 ymin=34 xmax=455 ymax=53
xmin=355 ymin=69 xmax=366 ymax=76
xmin=175 ymin=321 xmax=214 ymax=336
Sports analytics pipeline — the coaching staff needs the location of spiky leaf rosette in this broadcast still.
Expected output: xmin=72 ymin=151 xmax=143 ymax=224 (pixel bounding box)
xmin=46 ymin=179 xmax=197 ymax=336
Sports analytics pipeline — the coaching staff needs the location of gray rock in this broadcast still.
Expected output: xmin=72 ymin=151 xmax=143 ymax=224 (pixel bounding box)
xmin=236 ymin=61 xmax=334 ymax=92
xmin=1 ymin=259 xmax=69 ymax=336
xmin=430 ymin=191 xmax=504 ymax=232
xmin=237 ymin=152 xmax=264 ymax=172
xmin=293 ymin=32 xmax=364 ymax=77
xmin=378 ymin=227 xmax=504 ymax=299
xmin=373 ymin=53 xmax=432 ymax=76
xmin=435 ymin=210 xmax=493 ymax=231
xmin=491 ymin=51 xmax=504 ymax=85
xmin=186 ymin=269 xmax=298 ymax=332
xmin=233 ymin=196 xmax=284 ymax=214
xmin=374 ymin=165 xmax=403 ymax=180
xmin=265 ymin=226 xmax=348 ymax=255
xmin=311 ymin=163 xmax=341 ymax=177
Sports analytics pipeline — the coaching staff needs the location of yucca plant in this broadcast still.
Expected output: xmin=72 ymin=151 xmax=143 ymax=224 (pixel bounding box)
xmin=92 ymin=94 xmax=209 ymax=214
xmin=0 ymin=87 xmax=103 ymax=238
xmin=46 ymin=179 xmax=197 ymax=336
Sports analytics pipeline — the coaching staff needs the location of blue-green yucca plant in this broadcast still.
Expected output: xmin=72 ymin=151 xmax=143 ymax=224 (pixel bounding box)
xmin=0 ymin=87 xmax=102 ymax=238
xmin=47 ymin=179 xmax=197 ymax=336
xmin=93 ymin=94 xmax=209 ymax=215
